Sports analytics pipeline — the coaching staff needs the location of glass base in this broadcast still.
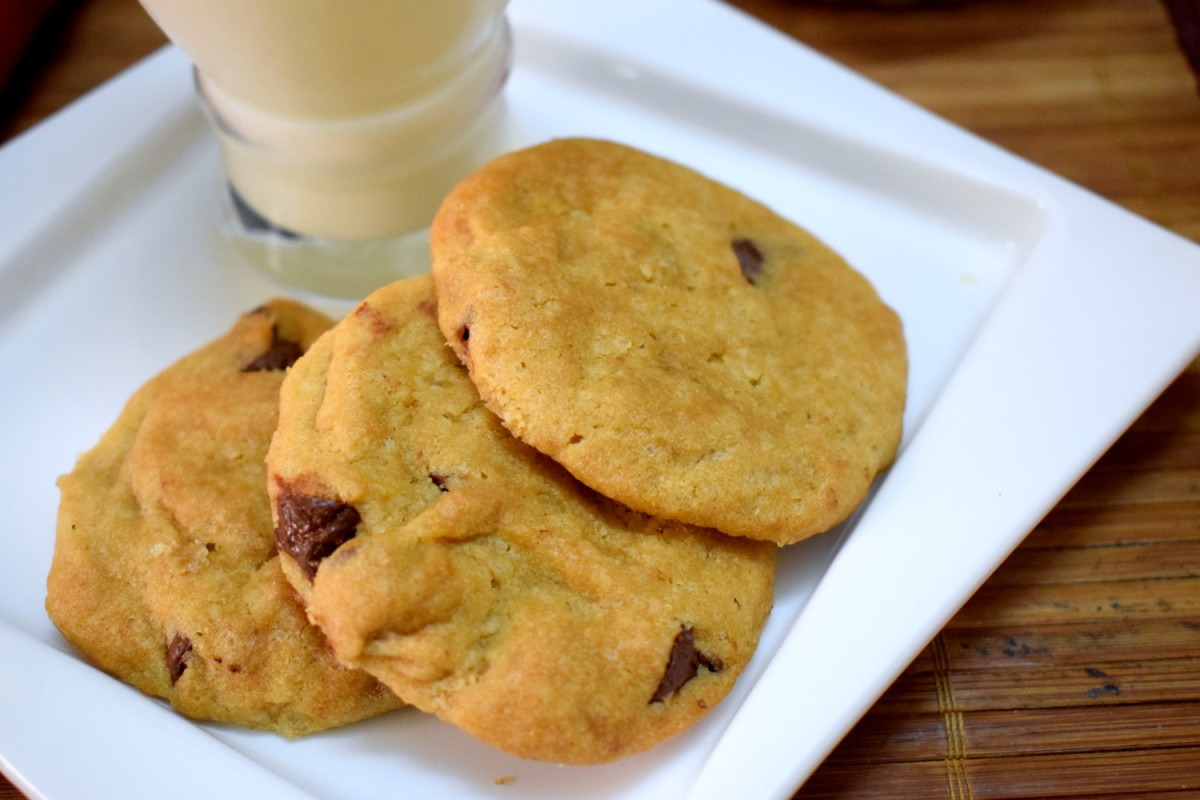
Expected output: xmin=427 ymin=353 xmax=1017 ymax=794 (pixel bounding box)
xmin=222 ymin=185 xmax=431 ymax=299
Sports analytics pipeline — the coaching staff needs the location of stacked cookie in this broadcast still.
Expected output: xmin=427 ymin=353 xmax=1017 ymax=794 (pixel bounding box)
xmin=431 ymin=138 xmax=908 ymax=544
xmin=46 ymin=301 xmax=401 ymax=737
xmin=46 ymin=139 xmax=906 ymax=764
xmin=265 ymin=275 xmax=776 ymax=764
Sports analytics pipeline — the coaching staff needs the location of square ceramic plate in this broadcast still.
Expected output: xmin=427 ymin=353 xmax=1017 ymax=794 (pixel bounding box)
xmin=2 ymin=2 xmax=1198 ymax=798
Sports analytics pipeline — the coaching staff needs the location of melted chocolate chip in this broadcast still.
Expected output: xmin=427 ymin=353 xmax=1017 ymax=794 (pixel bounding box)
xmin=274 ymin=489 xmax=360 ymax=579
xmin=650 ymin=625 xmax=724 ymax=703
xmin=732 ymin=238 xmax=765 ymax=285
xmin=167 ymin=633 xmax=193 ymax=684
xmin=241 ymin=326 xmax=304 ymax=372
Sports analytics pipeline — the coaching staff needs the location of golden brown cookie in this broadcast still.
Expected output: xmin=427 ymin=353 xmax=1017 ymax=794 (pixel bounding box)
xmin=431 ymin=138 xmax=907 ymax=545
xmin=266 ymin=276 xmax=774 ymax=764
xmin=46 ymin=300 xmax=400 ymax=737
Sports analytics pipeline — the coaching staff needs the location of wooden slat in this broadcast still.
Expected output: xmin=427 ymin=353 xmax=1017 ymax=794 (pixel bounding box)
xmin=950 ymin=577 xmax=1200 ymax=628
xmin=795 ymin=758 xmax=958 ymax=800
xmin=954 ymin=660 xmax=1200 ymax=710
xmin=933 ymin=619 xmax=1200 ymax=670
xmin=987 ymin=541 xmax=1200 ymax=586
xmin=819 ymin=711 xmax=949 ymax=765
xmin=1031 ymin=502 xmax=1200 ymax=548
xmin=799 ymin=748 xmax=1200 ymax=800
xmin=962 ymin=747 xmax=1200 ymax=799
xmin=1056 ymin=467 xmax=1200 ymax=510
xmin=963 ymin=703 xmax=1200 ymax=756
xmin=824 ymin=698 xmax=1200 ymax=764
xmin=875 ymin=657 xmax=1200 ymax=716
xmin=1098 ymin=430 xmax=1200 ymax=470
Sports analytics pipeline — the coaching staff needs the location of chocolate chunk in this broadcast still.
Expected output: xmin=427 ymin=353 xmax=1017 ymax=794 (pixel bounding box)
xmin=650 ymin=625 xmax=724 ymax=703
xmin=241 ymin=326 xmax=304 ymax=372
xmin=167 ymin=633 xmax=193 ymax=684
xmin=274 ymin=489 xmax=361 ymax=579
xmin=732 ymin=237 xmax=765 ymax=285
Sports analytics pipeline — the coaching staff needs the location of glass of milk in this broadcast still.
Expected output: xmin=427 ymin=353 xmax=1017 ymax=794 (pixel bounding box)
xmin=138 ymin=0 xmax=516 ymax=298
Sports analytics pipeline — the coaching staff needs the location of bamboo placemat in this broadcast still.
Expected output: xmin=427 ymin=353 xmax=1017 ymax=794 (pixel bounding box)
xmin=2 ymin=1 xmax=1198 ymax=798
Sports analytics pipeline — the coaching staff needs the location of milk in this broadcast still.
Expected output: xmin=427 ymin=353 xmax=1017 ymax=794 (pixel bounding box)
xmin=140 ymin=0 xmax=508 ymax=118
xmin=137 ymin=0 xmax=514 ymax=295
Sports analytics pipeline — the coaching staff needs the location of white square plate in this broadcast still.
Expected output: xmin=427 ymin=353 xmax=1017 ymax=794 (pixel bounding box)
xmin=2 ymin=2 xmax=1198 ymax=798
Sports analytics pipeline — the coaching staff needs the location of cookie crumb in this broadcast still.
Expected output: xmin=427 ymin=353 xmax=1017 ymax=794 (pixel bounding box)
xmin=494 ymin=775 xmax=517 ymax=786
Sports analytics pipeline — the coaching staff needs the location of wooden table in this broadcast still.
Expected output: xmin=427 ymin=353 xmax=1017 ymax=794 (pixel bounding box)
xmin=2 ymin=1 xmax=1197 ymax=797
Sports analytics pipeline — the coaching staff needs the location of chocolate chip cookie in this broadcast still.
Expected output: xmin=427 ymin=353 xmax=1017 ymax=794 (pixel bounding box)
xmin=266 ymin=276 xmax=774 ymax=764
xmin=431 ymin=138 xmax=907 ymax=545
xmin=46 ymin=301 xmax=400 ymax=737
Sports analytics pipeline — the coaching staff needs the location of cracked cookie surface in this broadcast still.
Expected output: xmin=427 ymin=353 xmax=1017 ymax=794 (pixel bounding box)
xmin=431 ymin=138 xmax=908 ymax=544
xmin=46 ymin=300 xmax=400 ymax=737
xmin=266 ymin=276 xmax=774 ymax=764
